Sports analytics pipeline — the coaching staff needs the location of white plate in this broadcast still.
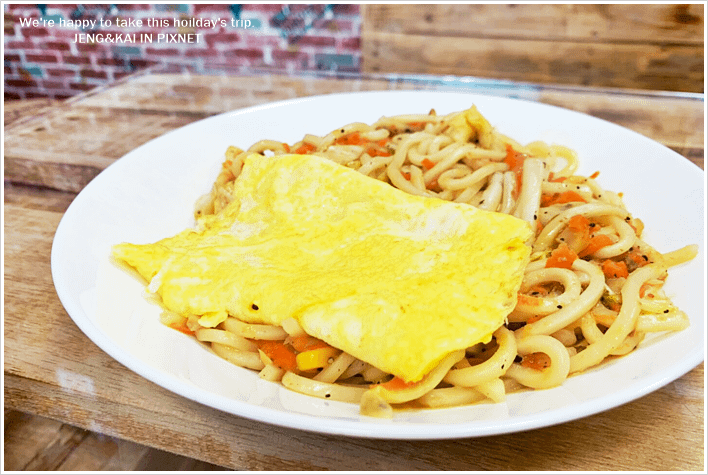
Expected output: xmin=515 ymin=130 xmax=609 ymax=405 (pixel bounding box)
xmin=51 ymin=91 xmax=705 ymax=439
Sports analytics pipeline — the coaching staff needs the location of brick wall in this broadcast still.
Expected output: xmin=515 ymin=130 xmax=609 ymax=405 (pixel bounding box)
xmin=3 ymin=3 xmax=362 ymax=100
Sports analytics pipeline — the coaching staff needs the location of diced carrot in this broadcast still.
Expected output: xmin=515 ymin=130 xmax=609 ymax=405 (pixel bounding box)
xmin=289 ymin=335 xmax=330 ymax=353
xmin=521 ymin=352 xmax=551 ymax=370
xmin=407 ymin=121 xmax=426 ymax=129
xmin=426 ymin=178 xmax=440 ymax=191
xmin=546 ymin=243 xmax=578 ymax=269
xmin=255 ymin=340 xmax=298 ymax=372
xmin=294 ymin=142 xmax=316 ymax=154
xmin=541 ymin=191 xmax=587 ymax=207
xmin=379 ymin=376 xmax=420 ymax=391
xmin=602 ymin=259 xmax=629 ymax=279
xmin=517 ymin=293 xmax=543 ymax=306
xmin=335 ymin=131 xmax=364 ymax=146
xmin=578 ymin=234 xmax=614 ymax=258
xmin=568 ymin=214 xmax=590 ymax=233
xmin=639 ymin=282 xmax=652 ymax=298
xmin=421 ymin=158 xmax=435 ymax=170
xmin=402 ymin=172 xmax=411 ymax=181
xmin=282 ymin=143 xmax=291 ymax=153
xmin=589 ymin=171 xmax=600 ymax=179
xmin=627 ymin=249 xmax=650 ymax=267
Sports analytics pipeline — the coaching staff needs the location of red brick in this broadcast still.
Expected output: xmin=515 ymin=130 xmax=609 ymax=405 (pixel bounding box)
xmin=37 ymin=79 xmax=65 ymax=89
xmin=69 ymin=82 xmax=97 ymax=91
xmin=6 ymin=78 xmax=38 ymax=87
xmin=112 ymin=71 xmax=133 ymax=80
xmin=5 ymin=91 xmax=23 ymax=100
xmin=4 ymin=54 xmax=22 ymax=62
xmin=45 ymin=67 xmax=78 ymax=77
xmin=21 ymin=26 xmax=49 ymax=37
xmin=76 ymin=43 xmax=103 ymax=53
xmin=204 ymin=31 xmax=241 ymax=47
xmin=45 ymin=41 xmax=72 ymax=51
xmin=294 ymin=35 xmax=336 ymax=47
xmin=64 ymin=56 xmax=91 ymax=65
xmin=340 ymin=37 xmax=361 ymax=50
xmin=25 ymin=53 xmax=59 ymax=63
xmin=144 ymin=47 xmax=180 ymax=56
xmin=25 ymin=91 xmax=50 ymax=98
xmin=311 ymin=18 xmax=354 ymax=33
xmin=96 ymin=57 xmax=124 ymax=67
xmin=245 ymin=34 xmax=283 ymax=48
xmin=193 ymin=4 xmax=230 ymax=14
xmin=223 ymin=48 xmax=263 ymax=59
xmin=128 ymin=58 xmax=158 ymax=68
xmin=272 ymin=48 xmax=309 ymax=61
xmin=331 ymin=4 xmax=360 ymax=14
xmin=80 ymin=69 xmax=108 ymax=79
xmin=112 ymin=3 xmax=150 ymax=10
xmin=5 ymin=40 xmax=36 ymax=50
xmin=241 ymin=4 xmax=284 ymax=13
xmin=184 ymin=47 xmax=220 ymax=57
xmin=5 ymin=27 xmax=16 ymax=35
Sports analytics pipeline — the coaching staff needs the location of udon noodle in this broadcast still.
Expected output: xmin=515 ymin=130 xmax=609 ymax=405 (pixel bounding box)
xmin=176 ymin=105 xmax=696 ymax=417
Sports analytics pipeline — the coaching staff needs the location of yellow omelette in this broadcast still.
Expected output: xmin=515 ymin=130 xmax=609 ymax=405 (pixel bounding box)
xmin=112 ymin=153 xmax=532 ymax=382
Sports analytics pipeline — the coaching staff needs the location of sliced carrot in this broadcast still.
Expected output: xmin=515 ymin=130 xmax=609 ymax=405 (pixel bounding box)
xmin=546 ymin=243 xmax=578 ymax=269
xmin=521 ymin=352 xmax=551 ymax=370
xmin=547 ymin=172 xmax=566 ymax=183
xmin=578 ymin=234 xmax=614 ymax=258
xmin=504 ymin=144 xmax=527 ymax=198
xmin=541 ymin=191 xmax=587 ymax=207
xmin=255 ymin=340 xmax=298 ymax=372
xmin=168 ymin=322 xmax=195 ymax=336
xmin=602 ymin=259 xmax=629 ymax=279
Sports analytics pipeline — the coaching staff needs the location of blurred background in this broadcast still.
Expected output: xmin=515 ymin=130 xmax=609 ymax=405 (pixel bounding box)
xmin=4 ymin=3 xmax=704 ymax=102
xmin=3 ymin=2 xmax=704 ymax=471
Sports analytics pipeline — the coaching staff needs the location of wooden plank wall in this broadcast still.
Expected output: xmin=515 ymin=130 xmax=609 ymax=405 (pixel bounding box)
xmin=361 ymin=4 xmax=704 ymax=92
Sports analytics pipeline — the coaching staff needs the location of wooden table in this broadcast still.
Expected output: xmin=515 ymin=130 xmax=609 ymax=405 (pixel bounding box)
xmin=4 ymin=68 xmax=705 ymax=471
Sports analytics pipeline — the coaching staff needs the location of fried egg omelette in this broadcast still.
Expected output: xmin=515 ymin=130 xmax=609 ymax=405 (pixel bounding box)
xmin=112 ymin=153 xmax=533 ymax=382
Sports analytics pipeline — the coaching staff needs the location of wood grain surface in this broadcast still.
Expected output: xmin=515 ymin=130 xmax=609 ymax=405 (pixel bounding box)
xmin=361 ymin=4 xmax=704 ymax=92
xmin=4 ymin=70 xmax=705 ymax=471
